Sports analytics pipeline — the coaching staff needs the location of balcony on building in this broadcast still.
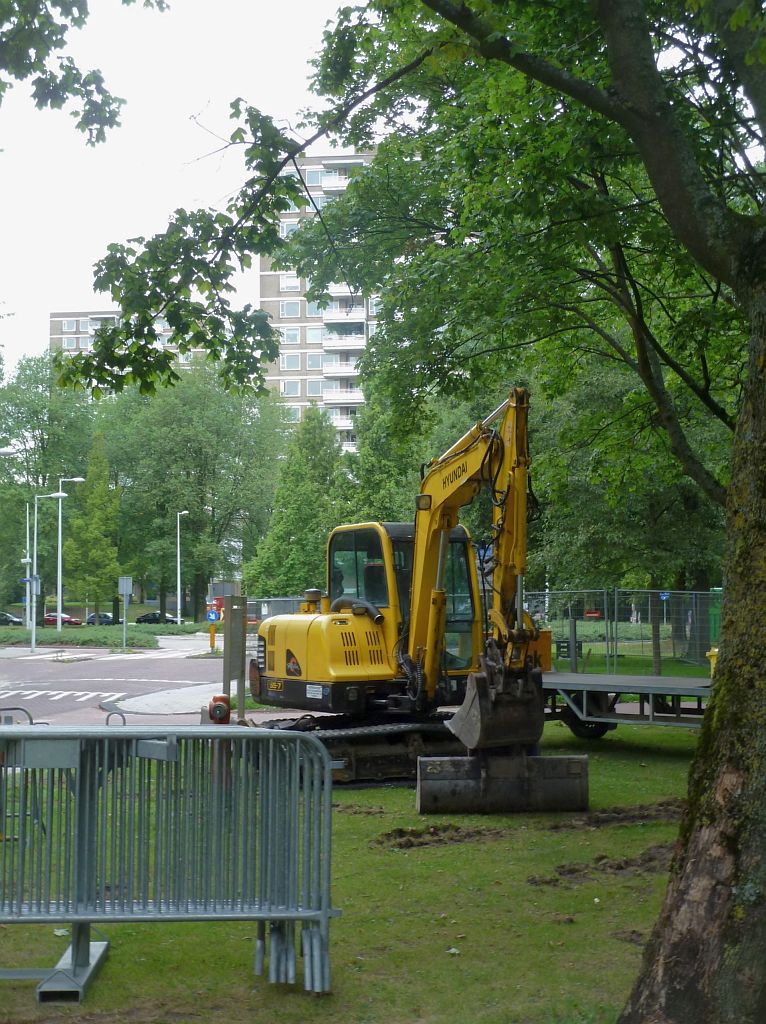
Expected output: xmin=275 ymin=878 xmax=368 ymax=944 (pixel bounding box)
xmin=322 ymin=357 xmax=358 ymax=377
xmin=323 ymin=386 xmax=365 ymax=406
xmin=328 ymin=414 xmax=355 ymax=431
xmin=326 ymin=281 xmax=355 ymax=295
xmin=322 ymin=300 xmax=367 ymax=323
xmin=320 ymin=172 xmax=349 ymax=192
xmin=323 ymin=331 xmax=366 ymax=351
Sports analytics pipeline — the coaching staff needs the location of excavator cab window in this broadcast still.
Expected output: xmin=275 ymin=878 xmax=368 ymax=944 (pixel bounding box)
xmin=390 ymin=535 xmax=475 ymax=670
xmin=329 ymin=529 xmax=390 ymax=608
xmin=444 ymin=541 xmax=475 ymax=670
xmin=391 ymin=541 xmax=414 ymax=622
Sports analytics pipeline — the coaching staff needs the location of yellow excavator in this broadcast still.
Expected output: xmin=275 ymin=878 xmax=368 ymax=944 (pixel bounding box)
xmin=249 ymin=388 xmax=587 ymax=808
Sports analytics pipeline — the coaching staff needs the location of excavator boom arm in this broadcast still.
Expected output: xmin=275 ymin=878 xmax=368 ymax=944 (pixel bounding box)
xmin=406 ymin=387 xmax=532 ymax=702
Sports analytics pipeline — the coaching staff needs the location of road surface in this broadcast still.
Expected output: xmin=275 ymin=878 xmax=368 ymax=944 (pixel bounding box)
xmin=0 ymin=634 xmax=226 ymax=726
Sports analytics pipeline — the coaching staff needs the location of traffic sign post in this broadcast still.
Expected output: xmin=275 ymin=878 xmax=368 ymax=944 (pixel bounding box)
xmin=206 ymin=609 xmax=220 ymax=651
xmin=119 ymin=577 xmax=133 ymax=650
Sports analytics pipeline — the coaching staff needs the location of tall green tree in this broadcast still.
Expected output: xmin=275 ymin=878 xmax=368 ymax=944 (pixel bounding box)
xmin=0 ymin=355 xmax=93 ymax=489
xmin=98 ymin=364 xmax=287 ymax=618
xmin=531 ymin=363 xmax=726 ymax=591
xmin=0 ymin=355 xmax=93 ymax=606
xmin=243 ymin=408 xmax=347 ymax=597
xmin=342 ymin=391 xmax=425 ymax=523
xmin=63 ymin=433 xmax=120 ymax=615
xmin=286 ymin=66 xmax=741 ymax=511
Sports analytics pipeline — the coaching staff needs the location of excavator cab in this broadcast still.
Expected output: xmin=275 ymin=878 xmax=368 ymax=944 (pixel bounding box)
xmin=327 ymin=522 xmax=483 ymax=698
xmin=252 ymin=522 xmax=483 ymax=717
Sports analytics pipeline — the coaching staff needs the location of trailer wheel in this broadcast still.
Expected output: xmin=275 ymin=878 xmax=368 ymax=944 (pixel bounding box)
xmin=562 ymin=691 xmax=613 ymax=740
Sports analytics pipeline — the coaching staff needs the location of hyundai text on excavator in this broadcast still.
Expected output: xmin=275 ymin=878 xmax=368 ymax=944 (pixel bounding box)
xmin=249 ymin=388 xmax=588 ymax=811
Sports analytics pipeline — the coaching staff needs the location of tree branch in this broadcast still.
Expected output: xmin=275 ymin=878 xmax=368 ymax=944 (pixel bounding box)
xmin=419 ymin=0 xmax=752 ymax=286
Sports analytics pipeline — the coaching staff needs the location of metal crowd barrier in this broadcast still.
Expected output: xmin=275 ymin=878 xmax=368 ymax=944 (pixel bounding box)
xmin=0 ymin=725 xmax=338 ymax=1002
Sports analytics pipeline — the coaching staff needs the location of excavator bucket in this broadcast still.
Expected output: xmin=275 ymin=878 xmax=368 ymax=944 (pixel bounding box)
xmin=447 ymin=669 xmax=545 ymax=751
xmin=422 ymin=668 xmax=588 ymax=814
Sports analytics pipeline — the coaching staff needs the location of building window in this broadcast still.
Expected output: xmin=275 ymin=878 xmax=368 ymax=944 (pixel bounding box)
xmin=280 ymin=353 xmax=300 ymax=371
xmin=307 ymin=352 xmax=323 ymax=370
xmin=284 ymin=406 xmax=301 ymax=422
xmin=305 ymin=168 xmax=323 ymax=186
xmin=63 ymin=336 xmax=77 ymax=349
xmin=280 ymin=327 xmax=300 ymax=345
xmin=79 ymin=318 xmax=90 ymax=331
xmin=281 ymin=380 xmax=301 ymax=397
xmin=280 ymin=273 xmax=300 ymax=291
xmin=306 ymin=379 xmax=323 ymax=397
xmin=280 ymin=221 xmax=299 ymax=238
xmin=306 ymin=301 xmax=323 ymax=317
xmin=306 ymin=327 xmax=324 ymax=344
xmin=280 ymin=301 xmax=301 ymax=318
xmin=62 ymin=319 xmax=76 ymax=332
xmin=368 ymin=296 xmax=381 ymax=316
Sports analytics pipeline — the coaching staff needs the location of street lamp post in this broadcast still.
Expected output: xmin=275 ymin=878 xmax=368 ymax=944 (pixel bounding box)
xmin=31 ymin=491 xmax=67 ymax=653
xmin=177 ymin=510 xmax=189 ymax=624
xmin=57 ymin=476 xmax=85 ymax=632
xmin=22 ymin=503 xmax=31 ymax=629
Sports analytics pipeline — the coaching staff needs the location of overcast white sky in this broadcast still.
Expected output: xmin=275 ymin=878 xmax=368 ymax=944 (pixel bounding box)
xmin=0 ymin=0 xmax=343 ymax=374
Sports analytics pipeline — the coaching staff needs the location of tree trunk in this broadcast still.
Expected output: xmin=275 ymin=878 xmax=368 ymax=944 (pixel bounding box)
xmin=619 ymin=295 xmax=766 ymax=1022
xmin=193 ymin=572 xmax=207 ymax=622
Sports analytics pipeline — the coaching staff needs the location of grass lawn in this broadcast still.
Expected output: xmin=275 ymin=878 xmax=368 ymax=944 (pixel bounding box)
xmin=0 ymin=723 xmax=697 ymax=1024
xmin=554 ymin=651 xmax=711 ymax=678
xmin=0 ymin=621 xmax=201 ymax=649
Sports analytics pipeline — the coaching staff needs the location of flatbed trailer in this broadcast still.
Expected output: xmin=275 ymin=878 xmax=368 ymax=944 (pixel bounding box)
xmin=248 ymin=673 xmax=711 ymax=781
xmin=543 ymin=671 xmax=711 ymax=738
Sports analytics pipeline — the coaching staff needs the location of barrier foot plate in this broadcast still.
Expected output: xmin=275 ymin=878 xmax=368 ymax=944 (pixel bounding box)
xmin=37 ymin=941 xmax=109 ymax=1003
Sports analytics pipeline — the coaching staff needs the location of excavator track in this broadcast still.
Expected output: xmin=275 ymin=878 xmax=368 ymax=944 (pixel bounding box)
xmin=250 ymin=713 xmax=465 ymax=783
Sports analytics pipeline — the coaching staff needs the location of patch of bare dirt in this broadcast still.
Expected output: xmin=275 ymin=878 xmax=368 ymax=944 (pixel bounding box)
xmin=548 ymin=798 xmax=685 ymax=830
xmin=374 ymin=823 xmax=505 ymax=849
xmin=613 ymin=929 xmax=647 ymax=946
xmin=373 ymin=799 xmax=685 ymax=850
xmin=527 ymin=842 xmax=674 ymax=886
xmin=333 ymin=803 xmax=387 ymax=815
xmin=34 ymin=1012 xmax=207 ymax=1024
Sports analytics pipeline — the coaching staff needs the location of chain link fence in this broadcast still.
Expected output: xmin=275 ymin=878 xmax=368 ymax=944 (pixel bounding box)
xmin=526 ymin=588 xmax=721 ymax=673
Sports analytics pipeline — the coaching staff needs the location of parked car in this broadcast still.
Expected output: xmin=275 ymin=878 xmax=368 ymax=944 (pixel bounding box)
xmin=43 ymin=612 xmax=82 ymax=626
xmin=0 ymin=611 xmax=23 ymax=626
xmin=135 ymin=611 xmax=178 ymax=624
xmin=86 ymin=612 xmax=119 ymax=625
